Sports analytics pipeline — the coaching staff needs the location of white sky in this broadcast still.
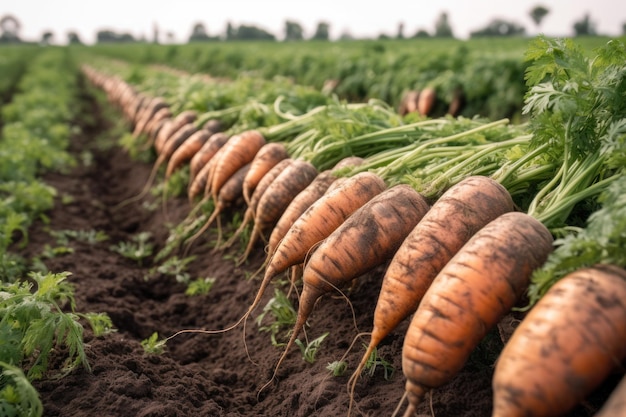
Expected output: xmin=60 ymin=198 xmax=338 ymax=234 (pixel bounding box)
xmin=1 ymin=0 xmax=624 ymax=44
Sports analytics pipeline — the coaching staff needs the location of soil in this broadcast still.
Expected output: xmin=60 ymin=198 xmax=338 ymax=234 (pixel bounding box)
xmin=16 ymin=77 xmax=620 ymax=417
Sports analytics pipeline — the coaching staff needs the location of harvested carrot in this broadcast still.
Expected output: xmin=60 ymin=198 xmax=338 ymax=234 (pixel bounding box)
xmin=350 ymin=175 xmax=514 ymax=401
xmin=188 ymin=139 xmax=232 ymax=203
xmin=266 ymin=170 xmax=336 ymax=263
xmin=189 ymin=132 xmax=230 ymax=187
xmin=242 ymin=142 xmax=289 ymax=205
xmin=492 ymin=264 xmax=626 ymax=417
xmin=240 ymin=159 xmax=318 ymax=264
xmin=417 ymin=87 xmax=436 ymax=116
xmin=154 ymin=110 xmax=197 ymax=154
xmin=270 ymin=184 xmax=430 ymax=390
xmin=145 ymin=107 xmax=172 ymax=142
xmin=209 ymin=130 xmax=266 ymax=203
xmin=185 ymin=163 xmax=251 ymax=251
xmin=221 ymin=158 xmax=294 ymax=250
xmin=132 ymin=97 xmax=167 ymax=137
xmin=263 ymin=171 xmax=386 ymax=292
xmin=165 ymin=129 xmax=210 ymax=179
xmin=401 ymin=211 xmax=553 ymax=416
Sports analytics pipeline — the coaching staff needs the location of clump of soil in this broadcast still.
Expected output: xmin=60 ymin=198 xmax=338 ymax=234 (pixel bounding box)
xmin=20 ymin=79 xmax=617 ymax=417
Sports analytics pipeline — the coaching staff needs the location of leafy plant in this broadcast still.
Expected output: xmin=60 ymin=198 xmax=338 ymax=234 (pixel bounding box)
xmin=185 ymin=277 xmax=215 ymax=296
xmin=326 ymin=360 xmax=348 ymax=377
xmin=141 ymin=332 xmax=167 ymax=355
xmin=362 ymin=344 xmax=395 ymax=380
xmin=295 ymin=332 xmax=329 ymax=364
xmin=256 ymin=288 xmax=297 ymax=346
xmin=0 ymin=362 xmax=43 ymax=417
xmin=148 ymin=255 xmax=196 ymax=283
xmin=110 ymin=232 xmax=154 ymax=265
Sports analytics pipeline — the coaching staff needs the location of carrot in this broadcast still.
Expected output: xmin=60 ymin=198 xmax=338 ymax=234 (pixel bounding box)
xmin=202 ymin=118 xmax=223 ymax=135
xmin=133 ymin=97 xmax=168 ymax=137
xmin=417 ymin=87 xmax=436 ymax=116
xmin=263 ymin=171 xmax=386 ymax=292
xmin=188 ymin=137 xmax=232 ymax=203
xmin=144 ymin=107 xmax=173 ymax=143
xmin=242 ymin=142 xmax=289 ymax=205
xmin=266 ymin=170 xmax=336 ymax=263
xmin=221 ymin=158 xmax=294 ymax=250
xmin=209 ymin=130 xmax=266 ymax=203
xmin=268 ymin=184 xmax=430 ymax=391
xmin=596 ymin=373 xmax=626 ymax=417
xmin=154 ymin=110 xmax=197 ymax=154
xmin=189 ymin=132 xmax=230 ymax=187
xmin=165 ymin=129 xmax=210 ymax=179
xmin=240 ymin=159 xmax=318 ymax=263
xmin=399 ymin=90 xmax=420 ymax=116
xmin=401 ymin=211 xmax=553 ymax=416
xmin=492 ymin=264 xmax=626 ymax=417
xmin=184 ymin=163 xmax=251 ymax=251
xmin=349 ymin=175 xmax=515 ymax=402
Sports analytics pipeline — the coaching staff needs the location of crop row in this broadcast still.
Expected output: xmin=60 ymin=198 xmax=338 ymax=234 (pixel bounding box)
xmin=0 ymin=49 xmax=112 ymax=417
xmin=82 ymin=36 xmax=626 ymax=416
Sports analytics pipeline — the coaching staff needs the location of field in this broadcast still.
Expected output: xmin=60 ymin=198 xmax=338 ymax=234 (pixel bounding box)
xmin=2 ymin=36 xmax=625 ymax=417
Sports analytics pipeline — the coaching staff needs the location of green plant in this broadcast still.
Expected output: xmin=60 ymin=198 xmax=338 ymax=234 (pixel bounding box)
xmin=141 ymin=332 xmax=167 ymax=355
xmin=363 ymin=344 xmax=394 ymax=380
xmin=326 ymin=360 xmax=348 ymax=377
xmin=185 ymin=277 xmax=215 ymax=296
xmin=110 ymin=232 xmax=154 ymax=265
xmin=149 ymin=255 xmax=196 ymax=283
xmin=295 ymin=332 xmax=329 ymax=364
xmin=256 ymin=288 xmax=297 ymax=346
xmin=0 ymin=361 xmax=43 ymax=417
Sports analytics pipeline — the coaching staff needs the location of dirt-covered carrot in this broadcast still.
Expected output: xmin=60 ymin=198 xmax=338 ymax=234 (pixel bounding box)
xmin=263 ymin=171 xmax=386 ymax=290
xmin=189 ymin=132 xmax=230 ymax=188
xmin=132 ymin=97 xmax=168 ymax=138
xmin=242 ymin=142 xmax=289 ymax=205
xmin=165 ymin=129 xmax=210 ymax=179
xmin=209 ymin=130 xmax=266 ymax=203
xmin=145 ymin=107 xmax=172 ymax=142
xmin=401 ymin=211 xmax=553 ymax=416
xmin=266 ymin=170 xmax=336 ymax=263
xmin=221 ymin=158 xmax=294 ymax=250
xmin=240 ymin=159 xmax=318 ymax=264
xmin=154 ymin=110 xmax=197 ymax=154
xmin=492 ymin=264 xmax=626 ymax=417
xmin=185 ymin=163 xmax=251 ymax=251
xmin=350 ymin=175 xmax=514 ymax=399
xmin=269 ymin=185 xmax=430 ymax=389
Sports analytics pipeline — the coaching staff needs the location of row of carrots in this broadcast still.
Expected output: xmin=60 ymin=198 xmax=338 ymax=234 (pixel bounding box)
xmin=83 ymin=65 xmax=626 ymax=417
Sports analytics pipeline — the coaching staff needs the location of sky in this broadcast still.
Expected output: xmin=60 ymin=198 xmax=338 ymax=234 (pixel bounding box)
xmin=1 ymin=0 xmax=624 ymax=44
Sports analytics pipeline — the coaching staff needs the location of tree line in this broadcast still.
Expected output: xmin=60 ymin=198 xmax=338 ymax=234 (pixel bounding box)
xmin=0 ymin=6 xmax=620 ymax=45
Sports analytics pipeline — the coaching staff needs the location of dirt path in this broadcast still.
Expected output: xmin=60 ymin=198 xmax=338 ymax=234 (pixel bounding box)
xmin=20 ymin=75 xmax=617 ymax=417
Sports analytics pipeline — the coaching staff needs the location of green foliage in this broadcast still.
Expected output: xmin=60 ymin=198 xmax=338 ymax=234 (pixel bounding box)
xmin=362 ymin=345 xmax=395 ymax=380
xmin=0 ymin=362 xmax=43 ymax=417
xmin=185 ymin=277 xmax=215 ymax=296
xmin=295 ymin=332 xmax=329 ymax=364
xmin=141 ymin=332 xmax=167 ymax=355
xmin=256 ymin=288 xmax=297 ymax=346
xmin=326 ymin=360 xmax=348 ymax=377
xmin=110 ymin=232 xmax=154 ymax=265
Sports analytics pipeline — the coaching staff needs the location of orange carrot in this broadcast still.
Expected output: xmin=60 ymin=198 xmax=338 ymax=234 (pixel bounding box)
xmin=242 ymin=142 xmax=289 ymax=205
xmin=133 ymin=97 xmax=168 ymax=137
xmin=145 ymin=107 xmax=173 ymax=142
xmin=188 ymin=137 xmax=232 ymax=204
xmin=349 ymin=175 xmax=515 ymax=401
xmin=189 ymin=132 xmax=230 ymax=187
xmin=185 ymin=163 xmax=251 ymax=251
xmin=269 ymin=184 xmax=430 ymax=390
xmin=154 ymin=110 xmax=197 ymax=154
xmin=209 ymin=130 xmax=266 ymax=203
xmin=239 ymin=159 xmax=318 ymax=263
xmin=165 ymin=129 xmax=210 ymax=179
xmin=492 ymin=264 xmax=626 ymax=417
xmin=263 ymin=172 xmax=386 ymax=289
xmin=401 ymin=211 xmax=553 ymax=416
xmin=266 ymin=170 xmax=336 ymax=263
xmin=221 ymin=158 xmax=294 ymax=250
xmin=417 ymin=87 xmax=437 ymax=116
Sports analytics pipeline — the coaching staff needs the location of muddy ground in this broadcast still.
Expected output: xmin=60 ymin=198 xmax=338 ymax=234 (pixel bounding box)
xmin=17 ymin=78 xmax=620 ymax=417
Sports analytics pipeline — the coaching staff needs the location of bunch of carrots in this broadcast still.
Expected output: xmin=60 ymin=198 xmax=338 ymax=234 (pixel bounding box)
xmin=83 ymin=35 xmax=626 ymax=417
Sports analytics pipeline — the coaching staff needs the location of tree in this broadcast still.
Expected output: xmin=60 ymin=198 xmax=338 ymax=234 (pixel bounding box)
xmin=311 ymin=22 xmax=330 ymax=40
xmin=412 ymin=29 xmax=431 ymax=38
xmin=529 ymin=5 xmax=550 ymax=30
xmin=189 ymin=22 xmax=213 ymax=42
xmin=284 ymin=20 xmax=304 ymax=41
xmin=434 ymin=12 xmax=454 ymax=38
xmin=397 ymin=22 xmax=405 ymax=39
xmin=67 ymin=31 xmax=82 ymax=45
xmin=40 ymin=31 xmax=54 ymax=45
xmin=470 ymin=19 xmax=526 ymax=37
xmin=226 ymin=24 xmax=275 ymax=41
xmin=0 ymin=14 xmax=21 ymax=43
xmin=573 ymin=13 xmax=597 ymax=36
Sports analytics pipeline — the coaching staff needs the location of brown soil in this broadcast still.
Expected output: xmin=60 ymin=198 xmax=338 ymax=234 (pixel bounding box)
xmin=17 ymin=78 xmax=619 ymax=417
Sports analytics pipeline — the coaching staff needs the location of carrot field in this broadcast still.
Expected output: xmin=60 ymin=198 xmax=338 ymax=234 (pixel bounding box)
xmin=1 ymin=36 xmax=625 ymax=417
